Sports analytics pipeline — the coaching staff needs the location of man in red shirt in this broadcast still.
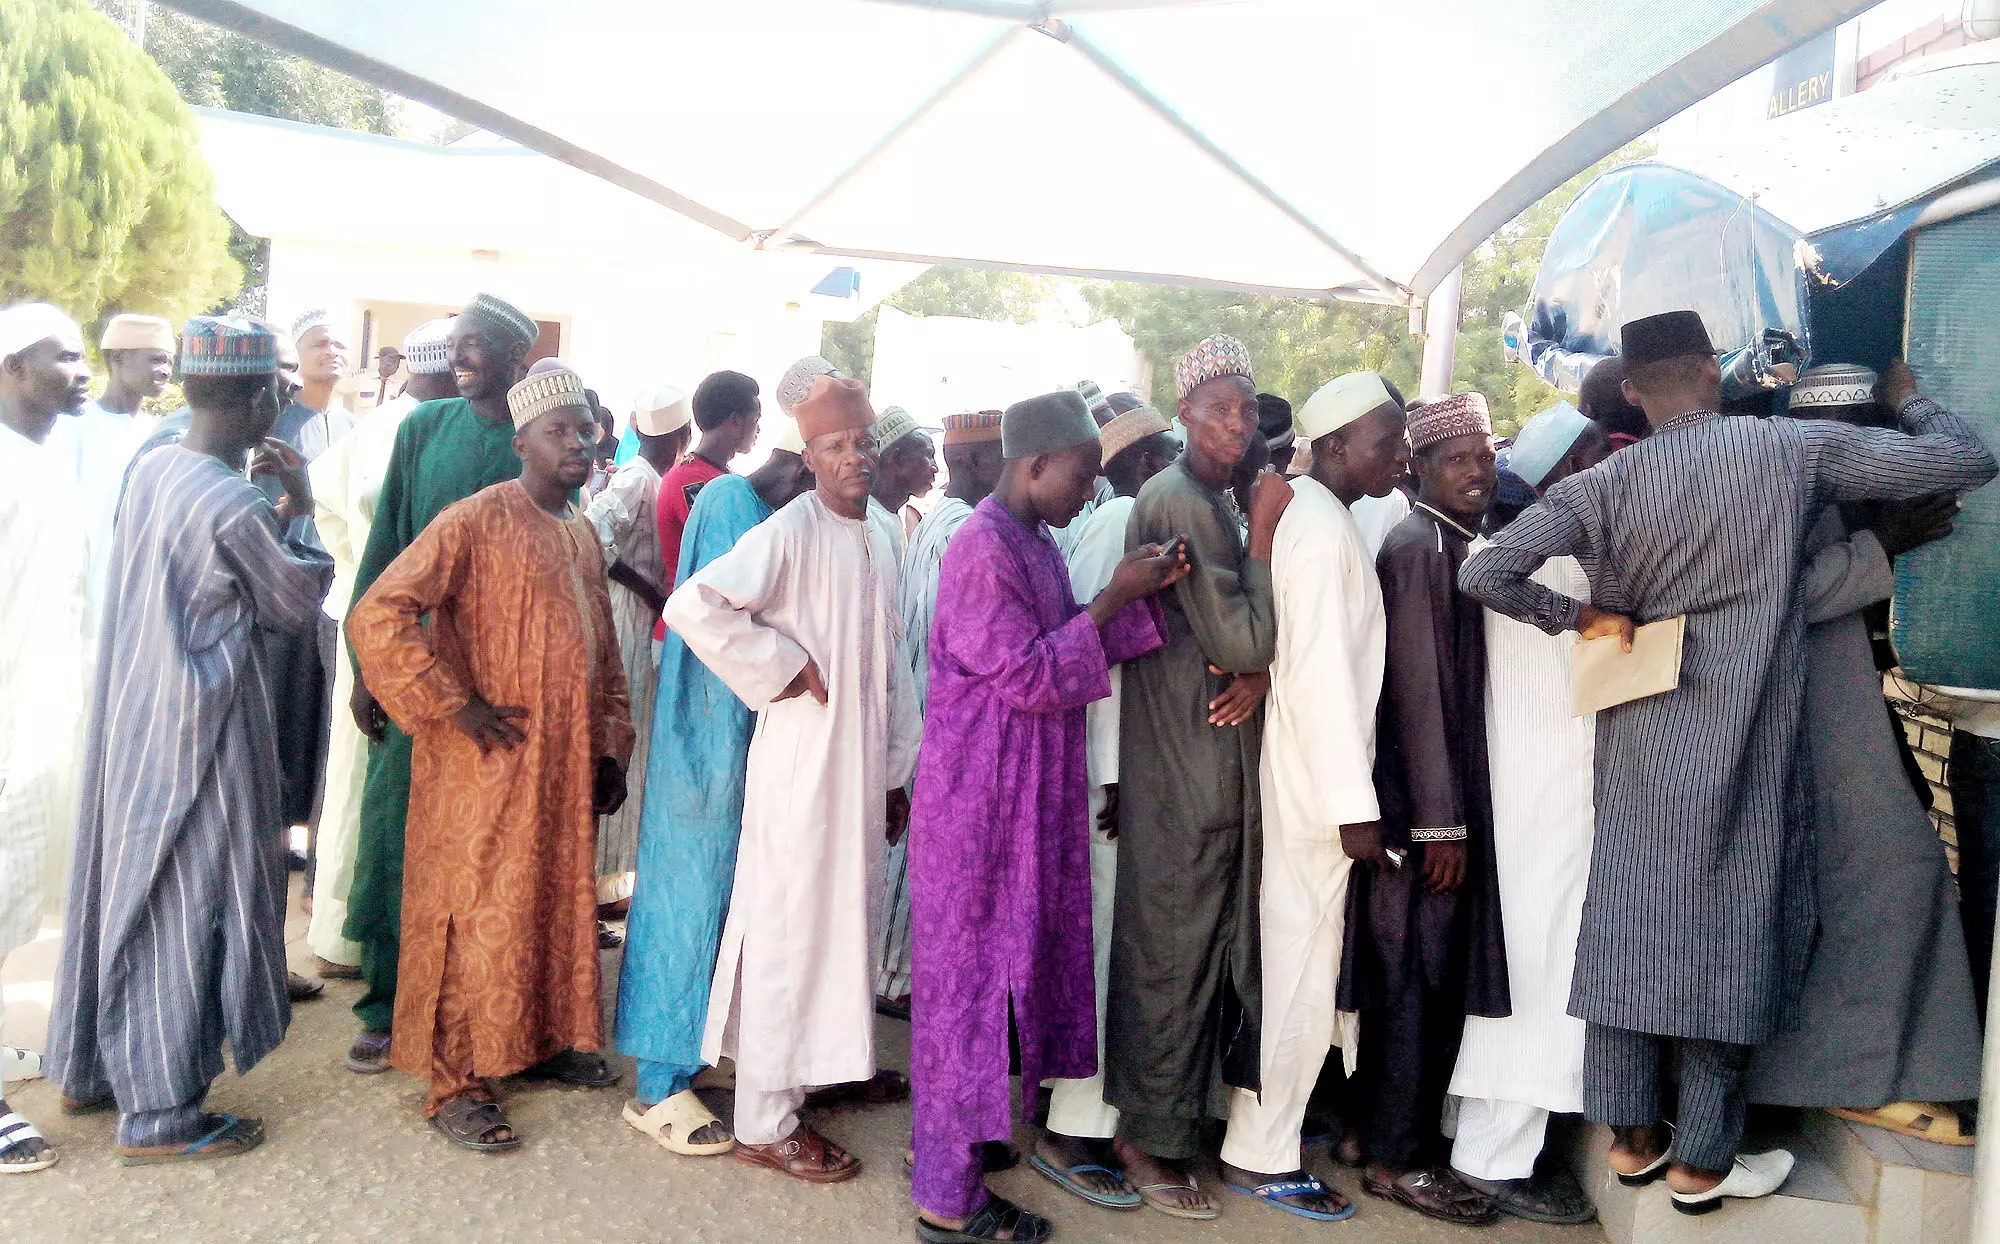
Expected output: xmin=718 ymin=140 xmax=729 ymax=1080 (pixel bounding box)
xmin=657 ymin=370 xmax=763 ymax=588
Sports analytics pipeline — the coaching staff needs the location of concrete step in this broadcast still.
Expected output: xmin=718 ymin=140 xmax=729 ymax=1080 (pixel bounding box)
xmin=1577 ymin=1113 xmax=1973 ymax=1244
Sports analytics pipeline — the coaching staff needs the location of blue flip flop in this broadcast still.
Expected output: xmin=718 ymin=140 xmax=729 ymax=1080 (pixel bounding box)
xmin=118 ymin=1113 xmax=265 ymax=1166
xmin=1226 ymin=1174 xmax=1359 ymax=1222
xmin=1028 ymin=1153 xmax=1144 ymax=1209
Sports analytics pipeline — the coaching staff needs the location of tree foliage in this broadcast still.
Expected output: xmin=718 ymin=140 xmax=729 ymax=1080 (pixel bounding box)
xmin=0 ymin=0 xmax=239 ymax=327
xmin=832 ymin=141 xmax=1654 ymax=432
xmin=92 ymin=0 xmax=394 ymax=132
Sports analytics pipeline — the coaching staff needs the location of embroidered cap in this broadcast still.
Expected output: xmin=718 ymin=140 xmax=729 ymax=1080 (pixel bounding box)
xmin=1175 ymin=334 xmax=1254 ymax=400
xmin=777 ymin=355 xmax=840 ymax=416
xmin=180 ymin=315 xmax=279 ymax=376
xmin=1407 ymin=391 xmax=1492 ymax=452
xmin=460 ymin=293 xmax=539 ymax=352
xmin=506 ymin=365 xmax=591 ymax=430
xmin=1787 ymin=363 xmax=1877 ymax=413
xmin=401 ymin=318 xmax=454 ymax=375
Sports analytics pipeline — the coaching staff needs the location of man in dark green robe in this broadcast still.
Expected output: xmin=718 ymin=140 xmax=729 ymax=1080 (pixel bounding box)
xmin=340 ymin=293 xmax=535 ymax=1071
xmin=1105 ymin=335 xmax=1285 ymax=1218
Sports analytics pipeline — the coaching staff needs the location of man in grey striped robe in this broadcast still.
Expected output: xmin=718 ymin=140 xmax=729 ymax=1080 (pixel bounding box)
xmin=1460 ymin=311 xmax=1996 ymax=1214
xmin=44 ymin=316 xmax=333 ymax=1163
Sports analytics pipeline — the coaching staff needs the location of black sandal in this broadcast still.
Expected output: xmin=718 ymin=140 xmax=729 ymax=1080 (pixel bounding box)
xmin=516 ymin=1049 xmax=619 ymax=1089
xmin=430 ymin=1096 xmax=521 ymax=1153
xmin=917 ymin=1195 xmax=1054 ymax=1243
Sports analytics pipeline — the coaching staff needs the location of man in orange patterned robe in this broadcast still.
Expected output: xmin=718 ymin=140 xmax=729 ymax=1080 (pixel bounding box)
xmin=350 ymin=365 xmax=634 ymax=1152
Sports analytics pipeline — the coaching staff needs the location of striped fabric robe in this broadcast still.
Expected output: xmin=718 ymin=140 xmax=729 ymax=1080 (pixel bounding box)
xmin=46 ymin=447 xmax=333 ymax=1113
xmin=1461 ymin=400 xmax=1996 ymax=1044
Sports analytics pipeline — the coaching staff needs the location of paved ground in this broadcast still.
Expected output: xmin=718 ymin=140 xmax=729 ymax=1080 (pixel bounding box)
xmin=2 ymin=883 xmax=1603 ymax=1243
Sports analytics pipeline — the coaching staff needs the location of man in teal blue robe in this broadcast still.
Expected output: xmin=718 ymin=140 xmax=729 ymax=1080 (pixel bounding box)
xmin=615 ymin=449 xmax=812 ymax=1145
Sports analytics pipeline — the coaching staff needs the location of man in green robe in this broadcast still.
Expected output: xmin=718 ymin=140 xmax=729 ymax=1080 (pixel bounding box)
xmin=340 ymin=293 xmax=536 ymax=1073
xmin=1105 ymin=335 xmax=1289 ymax=1219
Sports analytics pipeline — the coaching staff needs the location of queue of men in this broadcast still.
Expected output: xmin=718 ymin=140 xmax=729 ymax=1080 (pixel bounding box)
xmin=0 ymin=293 xmax=1995 ymax=1244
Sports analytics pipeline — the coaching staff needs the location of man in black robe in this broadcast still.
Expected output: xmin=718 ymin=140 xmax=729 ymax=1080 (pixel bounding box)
xmin=1339 ymin=391 xmax=1510 ymax=1226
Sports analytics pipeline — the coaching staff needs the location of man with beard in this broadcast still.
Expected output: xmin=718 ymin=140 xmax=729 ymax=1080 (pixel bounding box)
xmin=1342 ymin=391 xmax=1510 ymax=1226
xmin=664 ymin=376 xmax=921 ymax=1183
xmin=342 ymin=294 xmax=615 ymax=1096
xmin=1108 ymin=334 xmax=1286 ymax=1221
xmin=349 ymin=366 xmax=632 ymax=1151
xmin=45 ymin=316 xmax=331 ymax=1165
xmin=0 ymin=303 xmax=94 ymax=1174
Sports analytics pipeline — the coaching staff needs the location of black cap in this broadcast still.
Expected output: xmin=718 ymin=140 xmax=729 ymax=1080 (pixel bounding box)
xmin=1257 ymin=392 xmax=1295 ymax=451
xmin=1619 ymin=310 xmax=1715 ymax=369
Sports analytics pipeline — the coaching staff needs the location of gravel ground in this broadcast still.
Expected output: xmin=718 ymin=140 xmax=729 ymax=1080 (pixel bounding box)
xmin=1 ymin=886 xmax=1604 ymax=1244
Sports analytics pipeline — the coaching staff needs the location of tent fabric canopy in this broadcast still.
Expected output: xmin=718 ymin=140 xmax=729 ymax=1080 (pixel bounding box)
xmin=164 ymin=0 xmax=1874 ymax=303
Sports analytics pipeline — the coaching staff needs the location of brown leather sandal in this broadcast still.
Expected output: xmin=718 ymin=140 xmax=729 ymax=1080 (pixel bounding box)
xmin=734 ymin=1124 xmax=861 ymax=1183
xmin=1363 ymin=1167 xmax=1498 ymax=1225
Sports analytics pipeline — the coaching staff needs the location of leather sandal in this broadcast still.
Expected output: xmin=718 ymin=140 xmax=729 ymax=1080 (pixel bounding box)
xmin=734 ymin=1124 xmax=861 ymax=1183
xmin=1363 ymin=1167 xmax=1498 ymax=1225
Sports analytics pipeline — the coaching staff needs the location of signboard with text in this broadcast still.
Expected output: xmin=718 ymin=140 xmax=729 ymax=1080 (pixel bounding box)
xmin=1768 ymin=29 xmax=1837 ymax=118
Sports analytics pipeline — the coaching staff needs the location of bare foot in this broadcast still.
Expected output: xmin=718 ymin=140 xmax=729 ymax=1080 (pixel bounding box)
xmin=1114 ymin=1135 xmax=1216 ymax=1215
xmin=1037 ymin=1131 xmax=1132 ymax=1200
xmin=1665 ymin=1161 xmax=1727 ymax=1195
xmin=1608 ymin=1123 xmax=1669 ymax=1175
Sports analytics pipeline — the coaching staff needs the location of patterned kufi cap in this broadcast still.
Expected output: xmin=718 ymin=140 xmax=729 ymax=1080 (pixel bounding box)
xmin=1787 ymin=363 xmax=1877 ymax=413
xmin=1098 ymin=405 xmax=1172 ymax=467
xmin=0 ymin=302 xmax=82 ymax=360
xmin=872 ymin=405 xmax=920 ymax=450
xmin=777 ymin=355 xmax=840 ymax=416
xmin=941 ymin=409 xmax=1004 ymax=447
xmin=460 ymin=293 xmax=538 ymax=352
xmin=289 ymin=308 xmax=333 ymax=341
xmin=100 ymin=313 xmax=175 ymax=353
xmin=401 ymin=318 xmax=454 ymax=375
xmin=1075 ymin=380 xmax=1109 ymax=417
xmin=180 ymin=315 xmax=279 ymax=376
xmin=506 ymin=365 xmax=590 ymax=431
xmin=1175 ymin=334 xmax=1254 ymax=400
xmin=1407 ymin=391 xmax=1492 ymax=452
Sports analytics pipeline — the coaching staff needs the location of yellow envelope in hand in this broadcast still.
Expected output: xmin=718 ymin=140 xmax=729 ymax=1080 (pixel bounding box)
xmin=1571 ymin=615 xmax=1686 ymax=717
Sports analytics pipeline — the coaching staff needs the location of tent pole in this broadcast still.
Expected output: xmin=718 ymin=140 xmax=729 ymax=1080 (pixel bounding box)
xmin=1419 ymin=264 xmax=1463 ymax=398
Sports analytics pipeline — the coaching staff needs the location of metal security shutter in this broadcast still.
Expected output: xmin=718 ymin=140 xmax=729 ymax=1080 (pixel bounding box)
xmin=1893 ymin=203 xmax=2000 ymax=689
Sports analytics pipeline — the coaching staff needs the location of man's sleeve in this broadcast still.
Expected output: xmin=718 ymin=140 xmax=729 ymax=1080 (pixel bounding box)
xmin=346 ymin=504 xmax=476 ymax=732
xmin=1459 ymin=484 xmax=1590 ymax=635
xmin=1807 ymin=396 xmax=1998 ymax=505
xmin=584 ymin=466 xmax=643 ymax=564
xmin=214 ymin=496 xmax=336 ymax=639
xmin=932 ymin=527 xmax=1113 ymax=716
xmin=661 ymin=515 xmax=809 ymax=710
xmin=1378 ymin=540 xmax=1464 ymax=844
xmin=1799 ymin=521 xmax=1892 ymax=627
xmin=585 ymin=539 xmax=636 ymax=765
xmin=1132 ymin=483 xmax=1274 ymax=673
xmin=1279 ymin=533 xmax=1379 ymax=837
xmin=351 ymin=415 xmax=420 ymax=613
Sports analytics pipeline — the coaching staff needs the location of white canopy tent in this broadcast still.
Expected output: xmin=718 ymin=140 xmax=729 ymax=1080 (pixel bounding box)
xmin=163 ymin=0 xmax=1872 ymax=306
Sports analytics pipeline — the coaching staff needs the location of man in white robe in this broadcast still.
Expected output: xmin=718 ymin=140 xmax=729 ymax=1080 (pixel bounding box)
xmin=1216 ymin=372 xmax=1405 ymax=1222
xmin=583 ymin=382 xmax=693 ymax=912
xmin=666 ymin=376 xmax=920 ymax=1182
xmin=1447 ymin=402 xmax=1609 ymax=1224
xmin=305 ymin=319 xmax=457 ymax=975
xmin=876 ymin=410 xmax=1005 ymax=1011
xmin=0 ymin=304 xmax=93 ymax=1174
xmin=1038 ymin=405 xmax=1179 ymax=1203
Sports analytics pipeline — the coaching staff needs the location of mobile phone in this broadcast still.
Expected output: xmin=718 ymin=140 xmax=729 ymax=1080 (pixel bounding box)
xmin=1159 ymin=534 xmax=1187 ymax=562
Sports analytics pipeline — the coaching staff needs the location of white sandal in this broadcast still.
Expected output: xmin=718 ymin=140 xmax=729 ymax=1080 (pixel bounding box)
xmin=0 ymin=1111 xmax=59 ymax=1174
xmin=622 ymin=1089 xmax=734 ymax=1156
xmin=1 ymin=1047 xmax=43 ymax=1084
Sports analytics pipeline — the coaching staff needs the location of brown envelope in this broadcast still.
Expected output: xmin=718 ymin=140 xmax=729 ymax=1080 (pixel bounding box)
xmin=1571 ymin=615 xmax=1686 ymax=717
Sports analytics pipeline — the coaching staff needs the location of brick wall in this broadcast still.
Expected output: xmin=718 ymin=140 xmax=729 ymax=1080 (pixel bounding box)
xmin=1856 ymin=16 xmax=1987 ymax=92
xmin=1887 ymin=675 xmax=1958 ymax=867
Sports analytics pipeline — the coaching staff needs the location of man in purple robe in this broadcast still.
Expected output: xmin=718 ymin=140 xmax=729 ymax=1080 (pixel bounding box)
xmin=908 ymin=390 xmax=1185 ymax=1243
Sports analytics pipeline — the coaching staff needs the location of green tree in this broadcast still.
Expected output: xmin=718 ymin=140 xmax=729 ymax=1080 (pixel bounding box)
xmin=92 ymin=0 xmax=394 ymax=132
xmin=0 ymin=0 xmax=239 ymax=327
